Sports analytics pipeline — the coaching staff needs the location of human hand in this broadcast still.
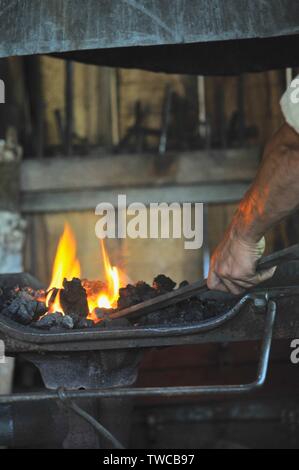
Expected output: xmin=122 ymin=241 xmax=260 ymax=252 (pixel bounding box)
xmin=207 ymin=231 xmax=276 ymax=295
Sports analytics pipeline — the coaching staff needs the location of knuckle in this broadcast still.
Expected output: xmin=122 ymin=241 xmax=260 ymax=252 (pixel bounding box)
xmin=216 ymin=266 xmax=228 ymax=278
xmin=231 ymin=268 xmax=243 ymax=280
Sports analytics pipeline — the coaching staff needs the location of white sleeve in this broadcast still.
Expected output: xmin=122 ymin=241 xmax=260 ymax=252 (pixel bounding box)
xmin=280 ymin=76 xmax=299 ymax=134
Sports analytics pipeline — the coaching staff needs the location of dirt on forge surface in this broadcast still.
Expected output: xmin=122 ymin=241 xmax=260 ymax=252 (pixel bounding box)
xmin=0 ymin=275 xmax=237 ymax=332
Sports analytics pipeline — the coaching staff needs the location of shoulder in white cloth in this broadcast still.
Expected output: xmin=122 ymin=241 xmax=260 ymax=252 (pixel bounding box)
xmin=281 ymin=76 xmax=299 ymax=134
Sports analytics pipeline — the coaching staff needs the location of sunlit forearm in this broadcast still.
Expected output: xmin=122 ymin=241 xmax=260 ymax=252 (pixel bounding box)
xmin=230 ymin=124 xmax=299 ymax=243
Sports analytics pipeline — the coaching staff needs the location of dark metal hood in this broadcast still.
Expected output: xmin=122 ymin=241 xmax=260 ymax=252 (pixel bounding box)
xmin=1 ymin=0 xmax=299 ymax=74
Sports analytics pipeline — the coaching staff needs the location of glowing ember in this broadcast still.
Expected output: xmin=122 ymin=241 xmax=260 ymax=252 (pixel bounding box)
xmin=45 ymin=224 xmax=121 ymax=322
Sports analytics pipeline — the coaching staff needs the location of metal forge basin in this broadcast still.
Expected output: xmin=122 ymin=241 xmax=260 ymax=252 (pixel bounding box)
xmin=0 ymin=272 xmax=298 ymax=354
xmin=0 ymin=268 xmax=298 ymax=407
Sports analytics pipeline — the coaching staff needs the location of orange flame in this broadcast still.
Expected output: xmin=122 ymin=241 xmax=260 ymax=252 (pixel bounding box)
xmin=48 ymin=223 xmax=81 ymax=291
xmin=46 ymin=223 xmax=81 ymax=313
xmin=97 ymin=240 xmax=120 ymax=309
xmin=86 ymin=240 xmax=120 ymax=316
xmin=45 ymin=224 xmax=121 ymax=321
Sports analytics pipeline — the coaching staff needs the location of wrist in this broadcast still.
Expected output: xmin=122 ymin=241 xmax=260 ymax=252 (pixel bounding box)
xmin=229 ymin=208 xmax=263 ymax=246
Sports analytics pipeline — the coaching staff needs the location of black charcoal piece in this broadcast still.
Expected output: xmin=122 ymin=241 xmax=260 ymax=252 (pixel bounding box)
xmin=117 ymin=284 xmax=141 ymax=309
xmin=179 ymin=280 xmax=190 ymax=289
xmin=2 ymin=298 xmax=43 ymax=325
xmin=94 ymin=308 xmax=113 ymax=320
xmin=135 ymin=282 xmax=157 ymax=301
xmin=118 ymin=282 xmax=157 ymax=310
xmin=34 ymin=314 xmax=61 ymax=330
xmin=17 ymin=290 xmax=34 ymax=302
xmin=77 ymin=319 xmax=94 ymax=329
xmin=185 ymin=300 xmax=205 ymax=322
xmin=94 ymin=317 xmax=113 ymax=329
xmin=60 ymin=278 xmax=89 ymax=324
xmin=33 ymin=312 xmax=75 ymax=331
xmin=60 ymin=315 xmax=74 ymax=330
xmin=153 ymin=275 xmax=176 ymax=293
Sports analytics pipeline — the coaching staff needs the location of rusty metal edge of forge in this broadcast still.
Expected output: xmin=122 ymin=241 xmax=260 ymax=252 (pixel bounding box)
xmin=1 ymin=287 xmax=299 ymax=353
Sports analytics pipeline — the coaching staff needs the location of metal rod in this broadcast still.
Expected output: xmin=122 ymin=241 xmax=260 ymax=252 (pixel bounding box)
xmin=0 ymin=302 xmax=276 ymax=404
xmin=58 ymin=391 xmax=125 ymax=450
xmin=65 ymin=61 xmax=74 ymax=157
xmin=197 ymin=76 xmax=207 ymax=140
xmin=159 ymin=85 xmax=173 ymax=155
xmin=202 ymin=204 xmax=210 ymax=279
xmin=110 ymin=243 xmax=295 ymax=321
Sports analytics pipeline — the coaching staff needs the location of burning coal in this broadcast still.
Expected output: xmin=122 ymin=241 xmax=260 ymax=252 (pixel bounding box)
xmin=45 ymin=224 xmax=121 ymax=316
xmin=0 ymin=224 xmax=233 ymax=331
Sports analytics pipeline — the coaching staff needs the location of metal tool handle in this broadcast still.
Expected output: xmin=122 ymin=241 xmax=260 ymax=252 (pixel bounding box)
xmin=257 ymin=243 xmax=299 ymax=272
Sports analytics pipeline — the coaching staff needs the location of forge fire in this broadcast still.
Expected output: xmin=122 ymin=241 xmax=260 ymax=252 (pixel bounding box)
xmin=42 ymin=223 xmax=122 ymax=325
xmin=0 ymin=224 xmax=232 ymax=331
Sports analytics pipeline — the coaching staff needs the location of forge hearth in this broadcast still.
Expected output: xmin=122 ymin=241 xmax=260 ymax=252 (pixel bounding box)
xmin=0 ymin=221 xmax=236 ymax=332
xmin=3 ymin=225 xmax=299 ymax=342
xmin=2 ymin=262 xmax=299 ymax=356
xmin=0 ymin=273 xmax=233 ymax=332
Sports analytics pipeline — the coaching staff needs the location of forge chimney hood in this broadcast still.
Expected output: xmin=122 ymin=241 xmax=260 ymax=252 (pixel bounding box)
xmin=1 ymin=0 xmax=299 ymax=75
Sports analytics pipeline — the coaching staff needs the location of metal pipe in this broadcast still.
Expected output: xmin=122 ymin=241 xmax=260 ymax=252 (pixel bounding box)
xmin=0 ymin=302 xmax=276 ymax=404
xmin=59 ymin=395 xmax=125 ymax=450
xmin=202 ymin=204 xmax=210 ymax=279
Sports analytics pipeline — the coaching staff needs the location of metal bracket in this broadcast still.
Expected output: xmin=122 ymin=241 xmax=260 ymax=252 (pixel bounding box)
xmin=0 ymin=300 xmax=276 ymax=404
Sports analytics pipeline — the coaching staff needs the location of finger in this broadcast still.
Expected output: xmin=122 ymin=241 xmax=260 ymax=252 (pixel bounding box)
xmin=228 ymin=278 xmax=255 ymax=290
xmin=207 ymin=270 xmax=218 ymax=290
xmin=250 ymin=267 xmax=277 ymax=285
xmin=207 ymin=271 xmax=230 ymax=293
xmin=221 ymin=277 xmax=246 ymax=296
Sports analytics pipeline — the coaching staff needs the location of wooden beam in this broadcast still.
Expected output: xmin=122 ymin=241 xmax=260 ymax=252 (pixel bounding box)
xmin=21 ymin=149 xmax=260 ymax=192
xmin=20 ymin=149 xmax=260 ymax=213
xmin=21 ymin=183 xmax=251 ymax=214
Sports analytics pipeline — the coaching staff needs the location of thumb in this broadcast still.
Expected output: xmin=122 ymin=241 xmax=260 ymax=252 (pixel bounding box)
xmin=255 ymin=237 xmax=267 ymax=258
xmin=252 ymin=266 xmax=277 ymax=285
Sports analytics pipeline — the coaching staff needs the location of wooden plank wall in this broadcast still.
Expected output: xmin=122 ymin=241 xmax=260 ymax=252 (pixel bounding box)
xmin=41 ymin=57 xmax=117 ymax=148
xmin=118 ymin=69 xmax=198 ymax=141
xmin=23 ymin=58 xmax=288 ymax=287
xmin=10 ymin=57 xmax=286 ymax=151
xmin=38 ymin=58 xmax=286 ymax=153
xmin=205 ymin=72 xmax=285 ymax=144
